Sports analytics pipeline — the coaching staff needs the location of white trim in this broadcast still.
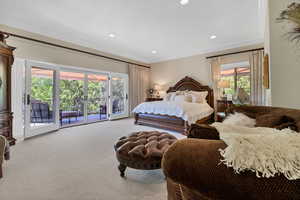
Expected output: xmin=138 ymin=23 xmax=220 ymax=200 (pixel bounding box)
xmin=24 ymin=61 xmax=60 ymax=138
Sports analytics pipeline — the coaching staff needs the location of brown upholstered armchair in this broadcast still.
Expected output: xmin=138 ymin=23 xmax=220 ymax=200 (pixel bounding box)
xmin=0 ymin=135 xmax=6 ymax=178
xmin=162 ymin=105 xmax=300 ymax=200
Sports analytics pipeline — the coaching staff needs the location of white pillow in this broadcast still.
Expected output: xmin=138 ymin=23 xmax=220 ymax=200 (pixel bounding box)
xmin=184 ymin=94 xmax=193 ymax=102
xmin=223 ymin=112 xmax=256 ymax=128
xmin=174 ymin=95 xmax=186 ymax=103
xmin=188 ymin=91 xmax=208 ymax=104
xmin=163 ymin=92 xmax=177 ymax=101
xmin=170 ymin=92 xmax=178 ymax=101
xmin=163 ymin=93 xmax=173 ymax=101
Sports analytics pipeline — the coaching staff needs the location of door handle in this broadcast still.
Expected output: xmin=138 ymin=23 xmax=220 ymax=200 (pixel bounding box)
xmin=27 ymin=94 xmax=31 ymax=105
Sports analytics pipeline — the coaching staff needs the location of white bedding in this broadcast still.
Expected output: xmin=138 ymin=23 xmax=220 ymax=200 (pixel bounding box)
xmin=132 ymin=101 xmax=214 ymax=125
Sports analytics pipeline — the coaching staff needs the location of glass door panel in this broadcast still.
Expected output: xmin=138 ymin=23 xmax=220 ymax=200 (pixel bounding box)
xmin=109 ymin=73 xmax=129 ymax=120
xmin=59 ymin=71 xmax=85 ymax=126
xmin=25 ymin=63 xmax=59 ymax=138
xmin=87 ymin=74 xmax=108 ymax=122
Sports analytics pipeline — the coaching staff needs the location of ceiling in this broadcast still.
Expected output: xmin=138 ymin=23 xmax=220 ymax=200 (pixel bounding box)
xmin=0 ymin=0 xmax=265 ymax=63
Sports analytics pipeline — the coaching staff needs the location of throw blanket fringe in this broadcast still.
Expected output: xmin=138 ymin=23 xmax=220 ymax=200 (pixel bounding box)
xmin=212 ymin=123 xmax=300 ymax=180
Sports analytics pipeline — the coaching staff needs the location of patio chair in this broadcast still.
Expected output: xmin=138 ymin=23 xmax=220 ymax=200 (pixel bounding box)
xmin=99 ymin=105 xmax=107 ymax=120
xmin=112 ymin=99 xmax=121 ymax=114
xmin=31 ymin=100 xmax=53 ymax=123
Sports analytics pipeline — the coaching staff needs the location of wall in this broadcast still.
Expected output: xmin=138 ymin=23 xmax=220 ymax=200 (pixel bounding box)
xmin=151 ymin=44 xmax=263 ymax=93
xmin=268 ymin=0 xmax=300 ymax=109
xmin=0 ymin=24 xmax=149 ymax=74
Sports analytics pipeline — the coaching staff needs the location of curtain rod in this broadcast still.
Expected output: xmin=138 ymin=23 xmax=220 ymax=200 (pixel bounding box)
xmin=206 ymin=47 xmax=264 ymax=59
xmin=0 ymin=31 xmax=150 ymax=69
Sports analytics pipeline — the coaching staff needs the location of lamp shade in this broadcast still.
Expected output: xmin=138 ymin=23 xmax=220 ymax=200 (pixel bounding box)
xmin=154 ymin=84 xmax=161 ymax=91
xmin=218 ymin=80 xmax=230 ymax=88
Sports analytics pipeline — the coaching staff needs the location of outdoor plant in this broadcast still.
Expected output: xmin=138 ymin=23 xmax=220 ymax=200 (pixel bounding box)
xmin=278 ymin=2 xmax=300 ymax=43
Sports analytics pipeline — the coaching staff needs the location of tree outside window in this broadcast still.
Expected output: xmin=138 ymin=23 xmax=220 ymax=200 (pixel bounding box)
xmin=220 ymin=66 xmax=251 ymax=103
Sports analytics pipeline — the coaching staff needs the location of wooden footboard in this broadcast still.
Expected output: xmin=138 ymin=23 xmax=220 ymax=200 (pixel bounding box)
xmin=134 ymin=113 xmax=213 ymax=135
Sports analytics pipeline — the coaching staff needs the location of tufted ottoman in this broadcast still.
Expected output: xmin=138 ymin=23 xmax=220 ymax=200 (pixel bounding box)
xmin=114 ymin=131 xmax=177 ymax=177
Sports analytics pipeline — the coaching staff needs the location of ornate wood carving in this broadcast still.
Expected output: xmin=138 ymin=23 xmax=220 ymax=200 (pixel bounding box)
xmin=167 ymin=76 xmax=214 ymax=109
xmin=0 ymin=32 xmax=16 ymax=146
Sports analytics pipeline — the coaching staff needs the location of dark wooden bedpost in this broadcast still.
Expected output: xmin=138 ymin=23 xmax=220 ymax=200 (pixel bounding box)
xmin=134 ymin=113 xmax=139 ymax=124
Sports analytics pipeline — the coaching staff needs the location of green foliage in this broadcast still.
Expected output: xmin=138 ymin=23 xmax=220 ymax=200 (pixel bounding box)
xmin=237 ymin=75 xmax=251 ymax=95
xmin=31 ymin=77 xmax=53 ymax=107
xmin=31 ymin=77 xmax=108 ymax=113
xmin=87 ymin=81 xmax=106 ymax=113
xmin=111 ymin=79 xmax=125 ymax=112
xmin=31 ymin=75 xmax=124 ymax=114
xmin=221 ymin=75 xmax=250 ymax=96
xmin=59 ymin=79 xmax=84 ymax=112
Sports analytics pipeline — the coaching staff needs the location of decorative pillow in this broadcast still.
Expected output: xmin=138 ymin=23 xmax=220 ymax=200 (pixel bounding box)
xmin=169 ymin=92 xmax=177 ymax=101
xmin=174 ymin=95 xmax=186 ymax=103
xmin=184 ymin=94 xmax=193 ymax=102
xmin=163 ymin=93 xmax=173 ymax=101
xmin=223 ymin=112 xmax=256 ymax=128
xmin=188 ymin=91 xmax=208 ymax=104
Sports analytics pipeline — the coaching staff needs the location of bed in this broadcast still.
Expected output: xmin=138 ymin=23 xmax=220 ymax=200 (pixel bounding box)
xmin=133 ymin=76 xmax=214 ymax=135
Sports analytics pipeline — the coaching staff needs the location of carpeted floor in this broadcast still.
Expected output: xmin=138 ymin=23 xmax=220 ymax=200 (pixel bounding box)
xmin=0 ymin=118 xmax=185 ymax=200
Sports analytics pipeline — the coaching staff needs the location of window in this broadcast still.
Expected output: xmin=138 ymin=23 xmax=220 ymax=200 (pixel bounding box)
xmin=220 ymin=61 xmax=251 ymax=103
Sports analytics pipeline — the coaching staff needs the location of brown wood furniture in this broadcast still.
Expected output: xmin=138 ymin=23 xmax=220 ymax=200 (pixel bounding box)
xmin=263 ymin=54 xmax=270 ymax=89
xmin=0 ymin=33 xmax=16 ymax=147
xmin=134 ymin=76 xmax=214 ymax=135
xmin=217 ymin=99 xmax=233 ymax=113
xmin=216 ymin=99 xmax=233 ymax=122
xmin=145 ymin=97 xmax=163 ymax=102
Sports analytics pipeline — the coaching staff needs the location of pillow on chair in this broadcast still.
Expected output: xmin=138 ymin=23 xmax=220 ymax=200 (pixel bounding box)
xmin=223 ymin=112 xmax=256 ymax=128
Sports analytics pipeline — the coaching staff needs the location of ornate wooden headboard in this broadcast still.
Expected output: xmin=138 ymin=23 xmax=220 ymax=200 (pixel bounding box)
xmin=166 ymin=76 xmax=214 ymax=108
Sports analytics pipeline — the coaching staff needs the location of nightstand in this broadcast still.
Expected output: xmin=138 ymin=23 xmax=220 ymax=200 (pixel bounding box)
xmin=217 ymin=100 xmax=233 ymax=113
xmin=216 ymin=100 xmax=233 ymax=122
xmin=145 ymin=97 xmax=163 ymax=102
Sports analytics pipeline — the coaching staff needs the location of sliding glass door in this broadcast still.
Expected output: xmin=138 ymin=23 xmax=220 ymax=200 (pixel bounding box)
xmin=87 ymin=74 xmax=109 ymax=122
xmin=24 ymin=61 xmax=128 ymax=136
xmin=59 ymin=71 xmax=85 ymax=126
xmin=109 ymin=73 xmax=129 ymax=120
xmin=24 ymin=62 xmax=59 ymax=138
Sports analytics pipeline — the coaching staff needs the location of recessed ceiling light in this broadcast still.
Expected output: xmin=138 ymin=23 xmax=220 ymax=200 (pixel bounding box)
xmin=180 ymin=0 xmax=189 ymax=5
xmin=210 ymin=35 xmax=217 ymax=39
xmin=109 ymin=33 xmax=116 ymax=38
xmin=151 ymin=50 xmax=157 ymax=54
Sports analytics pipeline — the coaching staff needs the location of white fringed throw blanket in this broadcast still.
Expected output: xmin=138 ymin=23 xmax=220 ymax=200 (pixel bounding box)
xmin=212 ymin=122 xmax=300 ymax=180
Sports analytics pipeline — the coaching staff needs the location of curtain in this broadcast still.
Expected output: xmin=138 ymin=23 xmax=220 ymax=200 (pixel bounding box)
xmin=249 ymin=50 xmax=266 ymax=105
xmin=128 ymin=64 xmax=150 ymax=114
xmin=210 ymin=58 xmax=221 ymax=109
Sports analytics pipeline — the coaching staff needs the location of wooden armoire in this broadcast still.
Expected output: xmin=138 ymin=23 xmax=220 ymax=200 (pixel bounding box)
xmin=0 ymin=33 xmax=16 ymax=146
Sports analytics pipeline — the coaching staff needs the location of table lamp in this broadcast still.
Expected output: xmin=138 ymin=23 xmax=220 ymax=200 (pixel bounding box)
xmin=218 ymin=80 xmax=230 ymax=100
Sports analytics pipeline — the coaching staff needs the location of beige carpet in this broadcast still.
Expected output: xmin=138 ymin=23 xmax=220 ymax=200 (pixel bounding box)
xmin=0 ymin=118 xmax=185 ymax=200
